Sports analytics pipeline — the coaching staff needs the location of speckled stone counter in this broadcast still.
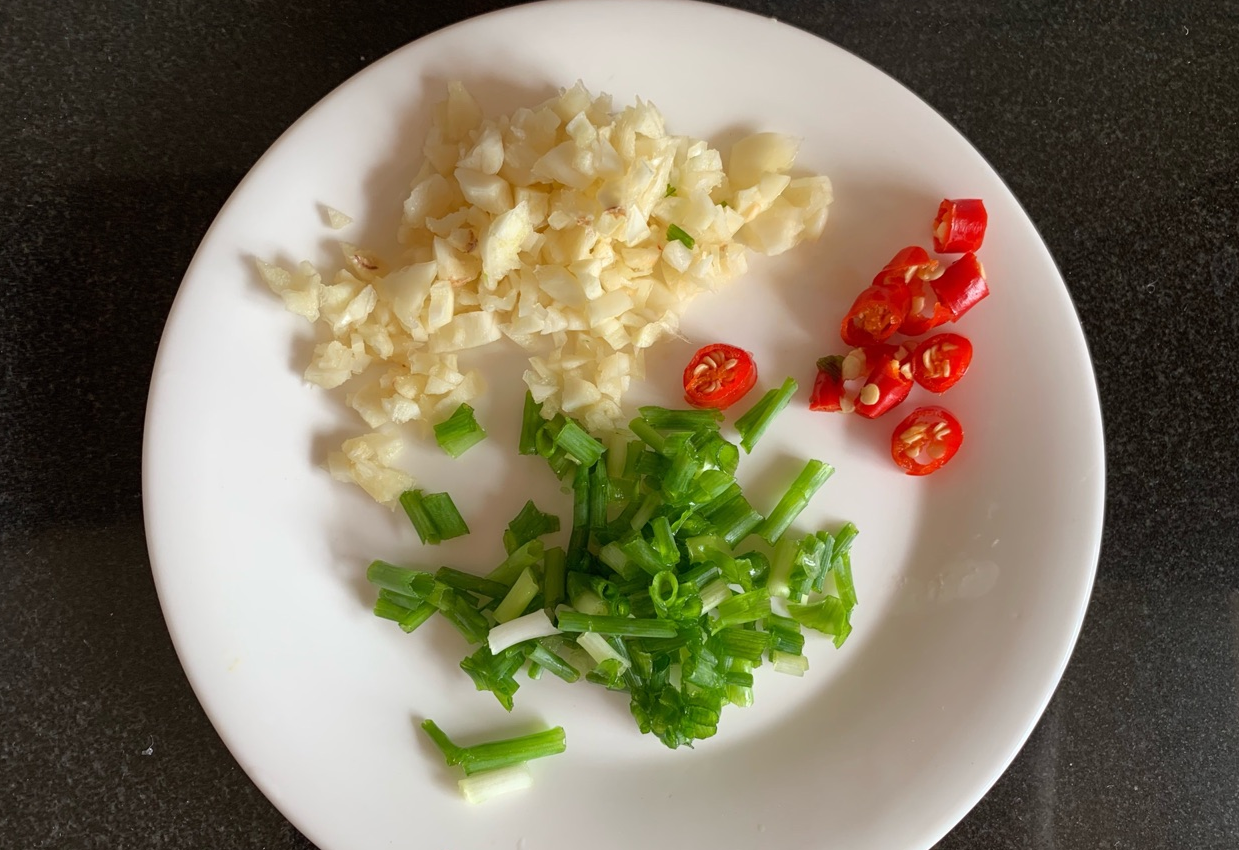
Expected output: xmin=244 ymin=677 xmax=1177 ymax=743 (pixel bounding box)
xmin=3 ymin=1 xmax=1237 ymax=847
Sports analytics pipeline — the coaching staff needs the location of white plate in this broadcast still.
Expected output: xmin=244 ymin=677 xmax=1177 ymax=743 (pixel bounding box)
xmin=143 ymin=2 xmax=1104 ymax=848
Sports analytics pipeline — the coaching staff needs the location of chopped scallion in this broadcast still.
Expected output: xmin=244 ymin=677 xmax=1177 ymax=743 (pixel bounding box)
xmin=667 ymin=223 xmax=695 ymax=249
xmin=421 ymin=492 xmax=470 ymax=540
xmin=555 ymin=611 xmax=678 ymax=638
xmin=555 ymin=419 xmax=605 ymax=466
xmin=518 ymin=391 xmax=543 ymax=456
xmin=528 ymin=640 xmax=580 ymax=683
xmin=758 ymin=459 xmax=835 ymax=545
xmin=458 ymin=764 xmax=533 ymax=804
xmin=366 ymin=560 xmax=435 ymax=597
xmin=434 ymin=403 xmax=487 ymax=458
xmin=486 ymin=539 xmax=544 ymax=587
xmin=434 ymin=567 xmax=510 ymax=600
xmin=638 ymin=405 xmax=722 ymax=431
xmin=488 ymin=608 xmax=559 ymax=654
xmin=734 ymin=376 xmax=798 ymax=454
xmin=494 ymin=567 xmax=540 ymax=624
xmin=504 ymin=500 xmax=561 ymax=552
xmin=771 ymin=650 xmax=810 ymax=676
xmin=421 ymin=719 xmax=566 ymax=776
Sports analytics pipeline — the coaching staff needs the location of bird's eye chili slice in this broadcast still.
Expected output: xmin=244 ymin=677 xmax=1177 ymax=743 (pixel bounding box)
xmin=854 ymin=344 xmax=914 ymax=419
xmin=931 ymin=252 xmax=989 ymax=319
xmin=683 ymin=343 xmax=758 ymax=410
xmin=874 ymin=245 xmax=940 ymax=285
xmin=932 ymin=199 xmax=988 ymax=254
xmin=809 ymin=355 xmax=846 ymax=412
xmin=891 ymin=406 xmax=964 ymax=475
xmin=899 ymin=275 xmax=954 ymax=337
xmin=840 ymin=282 xmax=911 ymax=346
xmin=910 ymin=333 xmax=973 ymax=394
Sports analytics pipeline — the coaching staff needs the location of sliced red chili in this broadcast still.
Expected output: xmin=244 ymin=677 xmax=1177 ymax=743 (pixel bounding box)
xmin=932 ymin=199 xmax=988 ymax=253
xmin=899 ymin=276 xmax=954 ymax=337
xmin=854 ymin=346 xmax=913 ymax=419
xmin=911 ymin=333 xmax=973 ymax=393
xmin=809 ymin=355 xmax=846 ymax=412
xmin=891 ymin=406 xmax=964 ymax=475
xmin=931 ymin=252 xmax=989 ymax=319
xmin=683 ymin=343 xmax=757 ymax=410
xmin=840 ymin=282 xmax=911 ymax=346
xmin=874 ymin=246 xmax=939 ymax=285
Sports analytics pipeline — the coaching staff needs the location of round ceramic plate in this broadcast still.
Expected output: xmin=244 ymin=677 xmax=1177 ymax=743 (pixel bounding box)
xmin=143 ymin=2 xmax=1104 ymax=848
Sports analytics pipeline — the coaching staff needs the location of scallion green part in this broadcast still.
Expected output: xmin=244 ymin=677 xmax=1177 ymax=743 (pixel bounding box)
xmin=555 ymin=611 xmax=678 ymax=638
xmin=528 ymin=641 xmax=580 ymax=683
xmin=734 ymin=376 xmax=798 ymax=454
xmin=486 ymin=539 xmax=544 ymax=587
xmin=605 ymin=432 xmax=628 ymax=479
xmin=505 ymin=500 xmax=561 ymax=552
xmin=494 ymin=567 xmax=540 ymax=623
xmin=711 ymin=626 xmax=771 ymax=663
xmin=589 ymin=462 xmax=609 ymax=532
xmin=434 ymin=403 xmax=487 ymax=458
xmin=706 ymin=492 xmax=763 ymax=548
xmin=764 ymin=613 xmax=806 ymax=656
xmin=695 ymin=432 xmax=740 ymax=475
xmin=378 ymin=588 xmax=426 ymax=610
xmin=422 ymin=492 xmax=470 ymax=540
xmin=650 ymin=516 xmax=678 ymax=565
xmin=667 ymin=223 xmax=695 ymax=249
xmin=541 ymin=546 xmax=567 ymax=614
xmin=398 ymin=490 xmax=468 ymax=544
xmin=629 ymin=417 xmax=666 ymax=453
xmin=518 ymin=391 xmax=543 ymax=455
xmin=373 ymin=597 xmax=437 ymax=633
xmin=459 ymin=644 xmax=524 ymax=710
xmin=788 ymin=595 xmax=852 ymax=647
xmin=834 ymin=551 xmax=858 ymax=610
xmin=555 ymin=419 xmax=606 ymax=466
xmin=620 ymin=535 xmax=670 ymax=577
xmin=712 ymin=588 xmax=772 ymax=631
xmin=420 ymin=719 xmax=566 ymax=776
xmin=757 ymin=459 xmax=835 ymax=545
xmin=638 ymin=406 xmax=722 ymax=432
xmin=366 ymin=560 xmax=435 ymax=597
xmin=434 ymin=567 xmax=510 ymax=600
xmin=399 ymin=490 xmax=440 ymax=545
xmin=431 ymin=586 xmax=490 ymax=645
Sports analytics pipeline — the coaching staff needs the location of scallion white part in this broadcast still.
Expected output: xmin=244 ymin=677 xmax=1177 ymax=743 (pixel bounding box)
xmin=698 ymin=578 xmax=733 ymax=613
xmin=458 ymin=763 xmax=533 ymax=804
xmin=771 ymin=650 xmax=809 ymax=677
xmin=487 ymin=609 xmax=559 ymax=654
xmin=576 ymin=631 xmax=629 ymax=671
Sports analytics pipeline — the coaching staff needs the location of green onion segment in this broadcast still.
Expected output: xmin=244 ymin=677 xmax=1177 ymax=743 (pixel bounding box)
xmin=368 ymin=390 xmax=858 ymax=750
xmin=434 ymin=403 xmax=487 ymax=458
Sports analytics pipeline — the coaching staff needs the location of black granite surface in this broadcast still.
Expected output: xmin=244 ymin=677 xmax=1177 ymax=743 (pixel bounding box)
xmin=2 ymin=0 xmax=1237 ymax=847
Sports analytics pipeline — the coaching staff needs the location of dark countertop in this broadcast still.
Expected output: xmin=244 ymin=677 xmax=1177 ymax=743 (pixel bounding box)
xmin=2 ymin=1 xmax=1237 ymax=847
